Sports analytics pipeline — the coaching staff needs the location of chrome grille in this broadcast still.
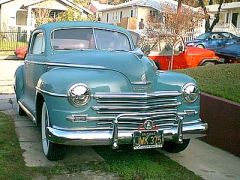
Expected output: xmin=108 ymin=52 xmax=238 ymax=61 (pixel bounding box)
xmin=91 ymin=91 xmax=181 ymax=131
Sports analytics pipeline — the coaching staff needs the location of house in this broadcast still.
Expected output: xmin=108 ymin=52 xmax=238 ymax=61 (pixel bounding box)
xmin=0 ymin=0 xmax=92 ymax=34
xmin=88 ymin=0 xmax=114 ymax=20
xmin=205 ymin=2 xmax=240 ymax=35
xmin=98 ymin=0 xmax=179 ymax=30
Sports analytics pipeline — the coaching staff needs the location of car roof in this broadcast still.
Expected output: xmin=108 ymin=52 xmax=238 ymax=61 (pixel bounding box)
xmin=38 ymin=21 xmax=129 ymax=34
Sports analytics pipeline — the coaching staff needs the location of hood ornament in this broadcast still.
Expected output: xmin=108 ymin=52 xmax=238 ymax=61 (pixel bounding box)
xmin=141 ymin=73 xmax=147 ymax=82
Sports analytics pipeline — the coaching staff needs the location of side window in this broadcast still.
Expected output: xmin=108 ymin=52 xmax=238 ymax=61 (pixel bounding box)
xmin=31 ymin=32 xmax=45 ymax=54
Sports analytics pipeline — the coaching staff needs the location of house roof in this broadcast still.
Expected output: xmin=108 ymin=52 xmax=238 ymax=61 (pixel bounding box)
xmin=206 ymin=2 xmax=240 ymax=12
xmin=23 ymin=0 xmax=93 ymax=14
xmin=0 ymin=0 xmax=13 ymax=4
xmin=90 ymin=0 xmax=114 ymax=11
xmin=1 ymin=0 xmax=93 ymax=15
xmin=99 ymin=0 xmax=179 ymax=12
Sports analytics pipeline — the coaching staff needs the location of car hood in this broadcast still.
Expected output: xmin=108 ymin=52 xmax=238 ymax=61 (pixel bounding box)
xmin=186 ymin=46 xmax=216 ymax=57
xmin=187 ymin=39 xmax=202 ymax=44
xmin=48 ymin=50 xmax=156 ymax=83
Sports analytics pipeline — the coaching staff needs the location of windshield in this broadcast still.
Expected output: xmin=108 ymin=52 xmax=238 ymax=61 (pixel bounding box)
xmin=196 ymin=33 xmax=210 ymax=40
xmin=51 ymin=28 xmax=131 ymax=51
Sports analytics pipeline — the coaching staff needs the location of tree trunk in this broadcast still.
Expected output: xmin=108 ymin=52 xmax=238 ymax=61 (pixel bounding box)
xmin=198 ymin=0 xmax=224 ymax=32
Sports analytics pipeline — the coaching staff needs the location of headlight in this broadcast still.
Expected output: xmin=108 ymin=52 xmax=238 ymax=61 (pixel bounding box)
xmin=182 ymin=83 xmax=199 ymax=103
xmin=68 ymin=84 xmax=91 ymax=107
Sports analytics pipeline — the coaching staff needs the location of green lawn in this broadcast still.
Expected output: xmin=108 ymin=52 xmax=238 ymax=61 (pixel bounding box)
xmin=0 ymin=112 xmax=201 ymax=179
xmin=0 ymin=41 xmax=27 ymax=51
xmin=176 ymin=64 xmax=240 ymax=103
xmin=94 ymin=146 xmax=201 ymax=180
xmin=0 ymin=113 xmax=30 ymax=180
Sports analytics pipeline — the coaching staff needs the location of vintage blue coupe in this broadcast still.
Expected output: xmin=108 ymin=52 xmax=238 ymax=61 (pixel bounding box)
xmin=14 ymin=21 xmax=207 ymax=160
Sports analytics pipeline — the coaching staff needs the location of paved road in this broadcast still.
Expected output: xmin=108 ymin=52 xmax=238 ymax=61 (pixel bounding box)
xmin=1 ymin=60 xmax=240 ymax=180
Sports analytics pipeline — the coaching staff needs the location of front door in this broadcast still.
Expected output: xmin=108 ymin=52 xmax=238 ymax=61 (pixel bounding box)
xmin=23 ymin=31 xmax=47 ymax=115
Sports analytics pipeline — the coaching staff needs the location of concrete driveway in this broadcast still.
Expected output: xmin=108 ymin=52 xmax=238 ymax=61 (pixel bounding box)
xmin=1 ymin=59 xmax=240 ymax=180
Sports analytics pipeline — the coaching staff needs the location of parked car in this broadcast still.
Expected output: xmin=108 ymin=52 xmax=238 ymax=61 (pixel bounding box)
xmin=15 ymin=47 xmax=27 ymax=59
xmin=14 ymin=21 xmax=207 ymax=161
xmin=186 ymin=32 xmax=240 ymax=50
xmin=148 ymin=39 xmax=221 ymax=70
xmin=215 ymin=42 xmax=240 ymax=63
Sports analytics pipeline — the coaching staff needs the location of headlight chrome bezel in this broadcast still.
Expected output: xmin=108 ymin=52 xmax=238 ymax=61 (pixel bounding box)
xmin=68 ymin=83 xmax=91 ymax=107
xmin=182 ymin=83 xmax=200 ymax=103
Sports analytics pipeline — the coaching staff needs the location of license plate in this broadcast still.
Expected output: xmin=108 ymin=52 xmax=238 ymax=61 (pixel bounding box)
xmin=133 ymin=130 xmax=163 ymax=150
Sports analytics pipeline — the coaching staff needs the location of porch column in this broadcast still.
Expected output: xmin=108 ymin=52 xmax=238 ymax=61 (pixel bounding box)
xmin=26 ymin=6 xmax=32 ymax=40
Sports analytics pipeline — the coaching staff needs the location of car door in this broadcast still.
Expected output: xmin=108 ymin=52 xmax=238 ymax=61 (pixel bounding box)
xmin=23 ymin=31 xmax=47 ymax=115
xmin=207 ymin=33 xmax=221 ymax=49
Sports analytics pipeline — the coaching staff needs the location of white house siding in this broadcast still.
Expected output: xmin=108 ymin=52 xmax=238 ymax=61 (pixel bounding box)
xmin=137 ymin=7 xmax=151 ymax=28
xmin=101 ymin=6 xmax=153 ymax=30
xmin=1 ymin=0 xmax=26 ymax=31
xmin=0 ymin=0 xmax=88 ymax=31
xmin=101 ymin=6 xmax=135 ymax=24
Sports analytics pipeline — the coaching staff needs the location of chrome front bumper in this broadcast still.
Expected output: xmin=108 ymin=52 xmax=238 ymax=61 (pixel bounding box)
xmin=46 ymin=119 xmax=208 ymax=147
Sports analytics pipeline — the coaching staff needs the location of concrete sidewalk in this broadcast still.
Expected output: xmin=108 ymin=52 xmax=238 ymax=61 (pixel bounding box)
xmin=162 ymin=139 xmax=240 ymax=180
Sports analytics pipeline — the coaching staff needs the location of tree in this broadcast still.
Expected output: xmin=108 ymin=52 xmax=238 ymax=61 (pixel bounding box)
xmin=33 ymin=8 xmax=52 ymax=26
xmin=141 ymin=2 xmax=203 ymax=70
xmin=198 ymin=0 xmax=236 ymax=32
xmin=56 ymin=0 xmax=96 ymax=22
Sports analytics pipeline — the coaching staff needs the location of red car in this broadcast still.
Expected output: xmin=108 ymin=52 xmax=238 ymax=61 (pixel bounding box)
xmin=15 ymin=47 xmax=27 ymax=60
xmin=148 ymin=41 xmax=221 ymax=70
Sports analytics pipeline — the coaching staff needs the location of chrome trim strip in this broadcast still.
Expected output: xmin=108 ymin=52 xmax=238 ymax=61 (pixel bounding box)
xmin=96 ymin=98 xmax=177 ymax=104
xmin=36 ymin=87 xmax=67 ymax=97
xmin=93 ymin=91 xmax=181 ymax=99
xmin=131 ymin=81 xmax=152 ymax=85
xmin=47 ymin=120 xmax=208 ymax=146
xmin=18 ymin=101 xmax=36 ymax=123
xmin=25 ymin=60 xmax=106 ymax=70
xmin=177 ymin=110 xmax=198 ymax=116
xmin=92 ymin=103 xmax=181 ymax=111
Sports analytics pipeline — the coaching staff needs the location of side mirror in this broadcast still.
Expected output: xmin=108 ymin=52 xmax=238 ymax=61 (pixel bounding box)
xmin=132 ymin=48 xmax=145 ymax=59
xmin=178 ymin=45 xmax=184 ymax=52
xmin=141 ymin=45 xmax=151 ymax=56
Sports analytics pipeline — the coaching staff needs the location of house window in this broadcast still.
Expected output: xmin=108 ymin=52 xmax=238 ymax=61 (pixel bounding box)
xmin=150 ymin=10 xmax=158 ymax=17
xmin=226 ymin=13 xmax=229 ymax=23
xmin=16 ymin=10 xmax=27 ymax=26
xmin=107 ymin=13 xmax=109 ymax=23
xmin=31 ymin=32 xmax=45 ymax=54
xmin=130 ymin=10 xmax=133 ymax=17
xmin=120 ymin=11 xmax=123 ymax=20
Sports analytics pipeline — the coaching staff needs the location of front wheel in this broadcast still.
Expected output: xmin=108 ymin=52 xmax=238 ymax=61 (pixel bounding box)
xmin=196 ymin=44 xmax=205 ymax=48
xmin=202 ymin=62 xmax=215 ymax=66
xmin=41 ymin=102 xmax=66 ymax=161
xmin=162 ymin=139 xmax=190 ymax=153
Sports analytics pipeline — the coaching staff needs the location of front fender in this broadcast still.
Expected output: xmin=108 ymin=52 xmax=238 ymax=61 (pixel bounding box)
xmin=14 ymin=64 xmax=24 ymax=101
xmin=155 ymin=70 xmax=196 ymax=91
xmin=37 ymin=67 xmax=133 ymax=96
